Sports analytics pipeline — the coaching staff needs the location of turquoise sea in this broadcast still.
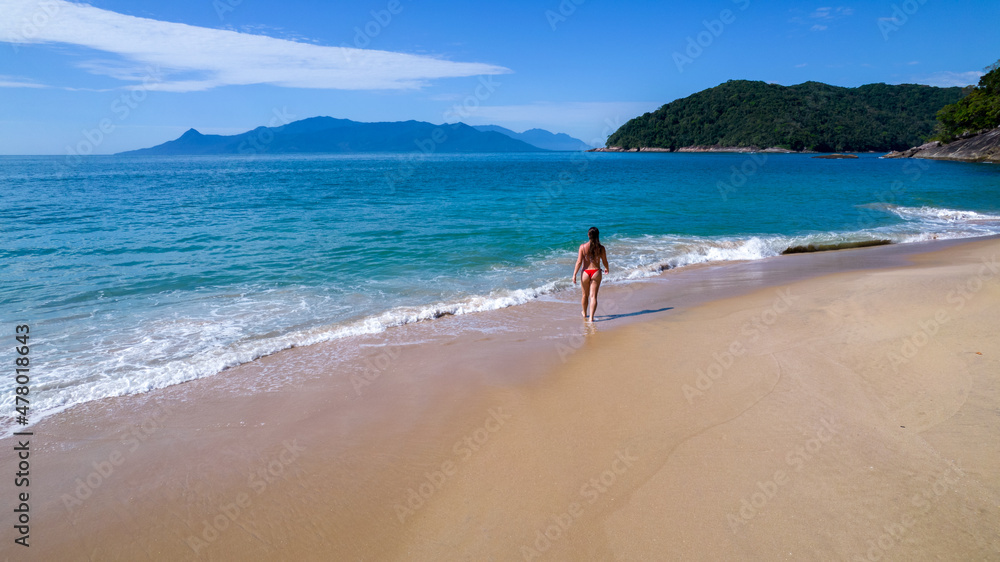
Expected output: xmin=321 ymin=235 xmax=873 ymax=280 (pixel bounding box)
xmin=2 ymin=152 xmax=999 ymax=434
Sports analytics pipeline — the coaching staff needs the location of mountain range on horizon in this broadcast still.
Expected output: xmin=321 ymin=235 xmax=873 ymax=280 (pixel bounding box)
xmin=118 ymin=117 xmax=593 ymax=155
xmin=120 ymin=77 xmax=970 ymax=157
xmin=471 ymin=125 xmax=595 ymax=151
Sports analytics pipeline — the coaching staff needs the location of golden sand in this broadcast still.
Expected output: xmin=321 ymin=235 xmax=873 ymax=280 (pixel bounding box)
xmin=10 ymin=238 xmax=1000 ymax=560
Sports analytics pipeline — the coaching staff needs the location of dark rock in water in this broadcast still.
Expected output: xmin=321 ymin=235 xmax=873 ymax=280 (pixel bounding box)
xmin=812 ymin=153 xmax=859 ymax=159
xmin=883 ymin=127 xmax=1000 ymax=163
xmin=782 ymin=239 xmax=892 ymax=255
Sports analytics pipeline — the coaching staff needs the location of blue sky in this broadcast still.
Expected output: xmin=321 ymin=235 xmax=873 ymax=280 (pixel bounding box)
xmin=1 ymin=0 xmax=998 ymax=154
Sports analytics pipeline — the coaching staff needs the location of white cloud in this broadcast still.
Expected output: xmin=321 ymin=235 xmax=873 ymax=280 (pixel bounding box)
xmin=811 ymin=24 xmax=828 ymax=31
xmin=910 ymin=71 xmax=983 ymax=88
xmin=0 ymin=0 xmax=510 ymax=92
xmin=811 ymin=6 xmax=854 ymax=20
xmin=0 ymin=74 xmax=47 ymax=88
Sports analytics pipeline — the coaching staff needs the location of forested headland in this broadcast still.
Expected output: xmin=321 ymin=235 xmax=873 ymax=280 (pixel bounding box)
xmin=605 ymin=80 xmax=965 ymax=152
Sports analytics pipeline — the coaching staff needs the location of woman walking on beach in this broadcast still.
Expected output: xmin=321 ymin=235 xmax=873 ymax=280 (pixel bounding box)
xmin=573 ymin=226 xmax=610 ymax=322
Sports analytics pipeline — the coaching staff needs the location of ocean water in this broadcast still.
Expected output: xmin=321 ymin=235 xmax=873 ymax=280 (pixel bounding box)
xmin=2 ymin=152 xmax=999 ymax=434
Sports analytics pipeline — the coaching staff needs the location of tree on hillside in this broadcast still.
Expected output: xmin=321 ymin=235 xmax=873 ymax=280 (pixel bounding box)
xmin=605 ymin=80 xmax=964 ymax=152
xmin=934 ymin=59 xmax=1000 ymax=142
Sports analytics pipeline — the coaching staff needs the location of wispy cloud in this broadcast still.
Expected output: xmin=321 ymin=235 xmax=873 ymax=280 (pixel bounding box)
xmin=0 ymin=0 xmax=510 ymax=92
xmin=811 ymin=6 xmax=855 ymax=20
xmin=0 ymin=74 xmax=47 ymax=88
xmin=790 ymin=6 xmax=854 ymax=33
xmin=908 ymin=71 xmax=983 ymax=88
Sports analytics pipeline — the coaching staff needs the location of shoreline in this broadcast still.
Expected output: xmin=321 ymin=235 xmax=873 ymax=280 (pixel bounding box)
xmin=6 ymin=235 xmax=1000 ymax=559
xmin=883 ymin=127 xmax=1000 ymax=163
xmin=12 ymin=228 xmax=992 ymax=439
xmin=10 ymin=150 xmax=1000 ymax=439
xmin=589 ymin=146 xmax=808 ymax=153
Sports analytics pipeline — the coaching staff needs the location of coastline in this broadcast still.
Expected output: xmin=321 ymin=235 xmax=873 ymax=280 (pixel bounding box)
xmin=10 ymin=152 xmax=1000 ymax=440
xmin=883 ymin=127 xmax=1000 ymax=164
xmin=589 ymin=146 xmax=805 ymax=153
xmin=7 ymin=235 xmax=1000 ymax=559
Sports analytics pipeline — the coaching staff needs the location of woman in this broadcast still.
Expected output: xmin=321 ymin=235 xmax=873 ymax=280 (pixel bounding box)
xmin=573 ymin=226 xmax=610 ymax=322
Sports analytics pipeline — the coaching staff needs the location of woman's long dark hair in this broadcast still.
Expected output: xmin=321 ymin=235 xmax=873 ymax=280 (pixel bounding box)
xmin=587 ymin=227 xmax=601 ymax=263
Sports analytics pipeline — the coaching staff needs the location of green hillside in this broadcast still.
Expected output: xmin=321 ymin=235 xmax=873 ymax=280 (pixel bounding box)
xmin=934 ymin=60 xmax=1000 ymax=142
xmin=606 ymin=80 xmax=965 ymax=152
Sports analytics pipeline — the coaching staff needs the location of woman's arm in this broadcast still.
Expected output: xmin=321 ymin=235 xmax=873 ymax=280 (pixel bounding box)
xmin=601 ymin=246 xmax=610 ymax=273
xmin=572 ymin=245 xmax=583 ymax=284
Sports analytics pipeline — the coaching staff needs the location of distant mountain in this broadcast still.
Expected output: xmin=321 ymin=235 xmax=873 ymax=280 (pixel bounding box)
xmin=472 ymin=125 xmax=594 ymax=151
xmin=119 ymin=117 xmax=547 ymax=155
xmin=606 ymin=80 xmax=966 ymax=152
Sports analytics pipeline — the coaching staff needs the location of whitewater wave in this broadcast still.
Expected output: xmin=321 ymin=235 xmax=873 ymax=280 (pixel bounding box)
xmin=862 ymin=203 xmax=1000 ymax=223
xmin=6 ymin=203 xmax=1000 ymax=438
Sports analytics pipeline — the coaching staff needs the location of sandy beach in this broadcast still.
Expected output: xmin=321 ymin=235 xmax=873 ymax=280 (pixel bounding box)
xmin=7 ymin=236 xmax=1000 ymax=561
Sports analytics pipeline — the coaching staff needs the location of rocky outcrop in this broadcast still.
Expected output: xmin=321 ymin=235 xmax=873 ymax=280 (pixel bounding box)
xmin=588 ymin=145 xmax=802 ymax=153
xmin=812 ymin=153 xmax=858 ymax=159
xmin=883 ymin=141 xmax=941 ymax=159
xmin=883 ymin=127 xmax=1000 ymax=163
xmin=675 ymin=145 xmax=759 ymax=153
xmin=588 ymin=146 xmax=637 ymax=152
xmin=588 ymin=146 xmax=679 ymax=152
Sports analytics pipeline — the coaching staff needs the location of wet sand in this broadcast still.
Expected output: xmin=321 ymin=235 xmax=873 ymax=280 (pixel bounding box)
xmin=6 ymin=236 xmax=1000 ymax=560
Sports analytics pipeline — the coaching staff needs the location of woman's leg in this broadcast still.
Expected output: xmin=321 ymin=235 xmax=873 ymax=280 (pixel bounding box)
xmin=588 ymin=274 xmax=602 ymax=321
xmin=580 ymin=274 xmax=591 ymax=318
